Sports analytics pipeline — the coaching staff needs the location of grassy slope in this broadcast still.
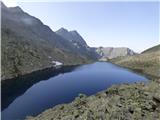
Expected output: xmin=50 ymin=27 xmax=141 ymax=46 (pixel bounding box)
xmin=111 ymin=48 xmax=160 ymax=80
xmin=2 ymin=28 xmax=91 ymax=80
xmin=26 ymin=45 xmax=160 ymax=120
xmin=142 ymin=44 xmax=160 ymax=54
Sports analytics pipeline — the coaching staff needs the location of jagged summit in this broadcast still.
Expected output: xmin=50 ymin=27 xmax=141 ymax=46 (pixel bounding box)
xmin=56 ymin=28 xmax=88 ymax=47
xmin=9 ymin=6 xmax=23 ymax=13
xmin=57 ymin=27 xmax=69 ymax=32
xmin=1 ymin=1 xmax=7 ymax=8
xmin=70 ymin=30 xmax=80 ymax=36
xmin=1 ymin=3 xmax=97 ymax=80
xmin=1 ymin=1 xmax=22 ymax=12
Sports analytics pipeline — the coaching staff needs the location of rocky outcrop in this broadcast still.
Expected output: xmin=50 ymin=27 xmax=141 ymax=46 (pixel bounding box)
xmin=56 ymin=28 xmax=88 ymax=48
xmin=96 ymin=47 xmax=136 ymax=59
xmin=26 ymin=82 xmax=160 ymax=120
xmin=56 ymin=28 xmax=99 ymax=60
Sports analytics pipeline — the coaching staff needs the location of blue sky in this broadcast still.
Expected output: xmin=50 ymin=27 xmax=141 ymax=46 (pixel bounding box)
xmin=4 ymin=1 xmax=160 ymax=52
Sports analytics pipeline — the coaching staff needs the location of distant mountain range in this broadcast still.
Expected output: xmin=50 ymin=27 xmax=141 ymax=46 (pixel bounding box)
xmin=95 ymin=47 xmax=136 ymax=60
xmin=1 ymin=2 xmax=136 ymax=80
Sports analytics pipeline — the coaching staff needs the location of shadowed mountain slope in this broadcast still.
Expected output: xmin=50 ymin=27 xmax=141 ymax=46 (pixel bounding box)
xmin=1 ymin=2 xmax=95 ymax=80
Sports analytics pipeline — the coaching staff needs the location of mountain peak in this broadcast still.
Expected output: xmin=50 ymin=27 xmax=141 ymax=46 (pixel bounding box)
xmin=70 ymin=30 xmax=79 ymax=34
xmin=1 ymin=2 xmax=7 ymax=8
xmin=70 ymin=30 xmax=77 ymax=33
xmin=56 ymin=27 xmax=88 ymax=48
xmin=56 ymin=28 xmax=79 ymax=35
xmin=57 ymin=27 xmax=69 ymax=32
xmin=1 ymin=2 xmax=23 ymax=13
xmin=9 ymin=6 xmax=23 ymax=13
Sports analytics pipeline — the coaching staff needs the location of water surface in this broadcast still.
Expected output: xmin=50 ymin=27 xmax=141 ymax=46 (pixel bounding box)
xmin=2 ymin=62 xmax=148 ymax=120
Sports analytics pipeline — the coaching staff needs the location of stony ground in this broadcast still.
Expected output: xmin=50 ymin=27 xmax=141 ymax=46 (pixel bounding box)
xmin=26 ymin=81 xmax=160 ymax=120
xmin=26 ymin=50 xmax=160 ymax=120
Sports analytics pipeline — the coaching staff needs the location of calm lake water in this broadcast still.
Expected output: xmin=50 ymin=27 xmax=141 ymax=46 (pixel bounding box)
xmin=2 ymin=62 xmax=148 ymax=120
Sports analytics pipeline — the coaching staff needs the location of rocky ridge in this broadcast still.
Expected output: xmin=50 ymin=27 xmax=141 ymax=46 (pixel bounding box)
xmin=1 ymin=2 xmax=96 ymax=80
xmin=56 ymin=28 xmax=99 ymax=59
xmin=56 ymin=28 xmax=88 ymax=48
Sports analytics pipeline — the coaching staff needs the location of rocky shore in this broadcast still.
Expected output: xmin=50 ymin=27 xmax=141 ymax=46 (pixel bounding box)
xmin=26 ymin=81 xmax=160 ymax=120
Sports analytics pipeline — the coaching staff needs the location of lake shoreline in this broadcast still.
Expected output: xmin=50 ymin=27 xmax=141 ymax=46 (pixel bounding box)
xmin=2 ymin=62 xmax=148 ymax=120
xmin=109 ymin=61 xmax=159 ymax=80
xmin=26 ymin=81 xmax=160 ymax=120
xmin=1 ymin=63 xmax=88 ymax=81
xmin=25 ymin=57 xmax=160 ymax=120
xmin=2 ymin=64 xmax=83 ymax=111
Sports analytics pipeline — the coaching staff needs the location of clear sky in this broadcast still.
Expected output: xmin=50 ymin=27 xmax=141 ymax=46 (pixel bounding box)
xmin=2 ymin=0 xmax=160 ymax=52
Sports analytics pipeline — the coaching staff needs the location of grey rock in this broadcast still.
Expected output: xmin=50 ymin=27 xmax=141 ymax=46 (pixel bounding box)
xmin=96 ymin=47 xmax=136 ymax=59
xmin=56 ymin=28 xmax=99 ymax=60
xmin=26 ymin=82 xmax=160 ymax=120
xmin=56 ymin=28 xmax=88 ymax=47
